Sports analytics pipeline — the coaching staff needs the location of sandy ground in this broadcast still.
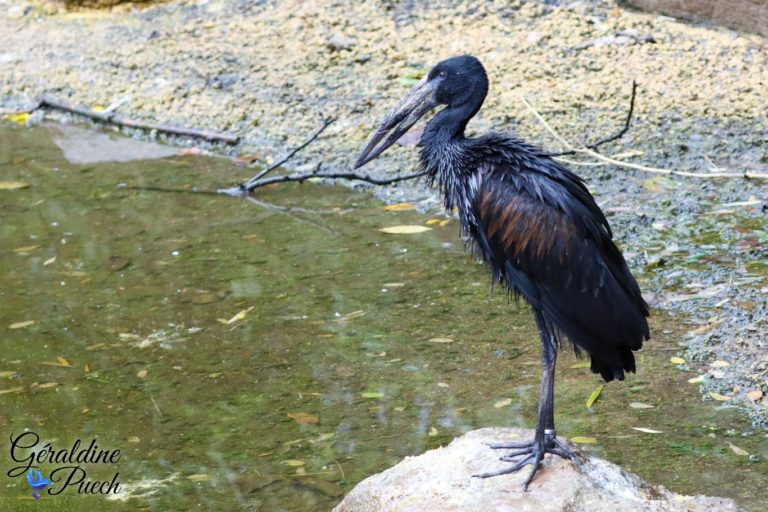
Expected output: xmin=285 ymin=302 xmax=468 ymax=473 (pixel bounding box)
xmin=0 ymin=0 xmax=766 ymax=426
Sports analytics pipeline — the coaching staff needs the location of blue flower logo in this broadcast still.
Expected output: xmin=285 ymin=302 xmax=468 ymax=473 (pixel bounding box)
xmin=26 ymin=469 xmax=52 ymax=500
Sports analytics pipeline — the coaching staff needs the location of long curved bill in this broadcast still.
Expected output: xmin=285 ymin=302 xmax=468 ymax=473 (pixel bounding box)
xmin=354 ymin=75 xmax=439 ymax=169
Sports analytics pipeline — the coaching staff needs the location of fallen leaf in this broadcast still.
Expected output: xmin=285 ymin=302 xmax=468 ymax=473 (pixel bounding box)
xmin=688 ymin=375 xmax=705 ymax=384
xmin=426 ymin=219 xmax=442 ymax=225
xmin=570 ymin=436 xmax=597 ymax=444
xmin=629 ymin=402 xmax=655 ymax=409
xmin=136 ymin=370 xmax=148 ymax=379
xmin=0 ymin=371 xmax=20 ymax=378
xmin=361 ymin=391 xmax=384 ymax=399
xmin=438 ymin=219 xmax=450 ymax=227
xmin=437 ymin=382 xmax=449 ymax=388
xmin=379 ymin=225 xmax=432 ymax=234
xmin=632 ymin=427 xmax=663 ymax=434
xmin=0 ymin=181 xmax=30 ymax=190
xmin=427 ymin=337 xmax=454 ymax=343
xmin=5 ymin=113 xmax=30 ymax=124
xmin=37 ymin=382 xmax=59 ymax=389
xmin=428 ymin=427 xmax=438 ymax=436
xmin=384 ymin=203 xmax=415 ymax=211
xmin=0 ymin=386 xmax=25 ymax=395
xmin=127 ymin=436 xmax=140 ymax=443
xmin=708 ymin=392 xmax=730 ymax=401
xmin=281 ymin=460 xmax=305 ymax=467
xmin=9 ymin=320 xmax=34 ymax=329
xmin=219 ymin=306 xmax=254 ymax=325
xmin=288 ymin=412 xmax=319 ymax=425
xmin=728 ymin=442 xmax=749 ymax=456
xmin=187 ymin=474 xmax=209 ymax=482
xmin=12 ymin=244 xmax=41 ymax=253
xmin=494 ymin=398 xmax=512 ymax=408
xmin=569 ymin=361 xmax=590 ymax=369
xmin=746 ymin=389 xmax=763 ymax=401
xmin=670 ymin=356 xmax=686 ymax=365
xmin=709 ymin=360 xmax=730 ymax=368
xmin=586 ymin=384 xmax=604 ymax=408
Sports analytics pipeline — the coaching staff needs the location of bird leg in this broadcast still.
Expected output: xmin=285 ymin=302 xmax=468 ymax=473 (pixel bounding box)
xmin=473 ymin=312 xmax=575 ymax=490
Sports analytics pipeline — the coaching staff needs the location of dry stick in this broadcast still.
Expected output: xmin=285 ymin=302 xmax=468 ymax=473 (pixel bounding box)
xmin=237 ymin=169 xmax=426 ymax=190
xmin=39 ymin=94 xmax=239 ymax=144
xmin=548 ymin=80 xmax=637 ymax=157
xmin=521 ymin=97 xmax=768 ymax=180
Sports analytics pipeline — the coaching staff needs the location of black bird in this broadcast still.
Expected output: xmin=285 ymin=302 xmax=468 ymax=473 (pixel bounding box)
xmin=354 ymin=55 xmax=650 ymax=489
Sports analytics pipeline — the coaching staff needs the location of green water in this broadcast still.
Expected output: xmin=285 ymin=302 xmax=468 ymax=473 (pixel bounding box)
xmin=0 ymin=124 xmax=765 ymax=511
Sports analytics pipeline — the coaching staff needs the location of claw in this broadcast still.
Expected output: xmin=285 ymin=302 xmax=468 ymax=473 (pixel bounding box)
xmin=474 ymin=435 xmax=575 ymax=488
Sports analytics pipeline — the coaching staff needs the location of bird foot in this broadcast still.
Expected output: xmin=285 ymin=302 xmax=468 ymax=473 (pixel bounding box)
xmin=472 ymin=430 xmax=575 ymax=490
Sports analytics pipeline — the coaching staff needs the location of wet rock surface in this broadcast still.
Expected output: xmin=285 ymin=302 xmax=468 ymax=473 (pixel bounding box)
xmin=332 ymin=428 xmax=742 ymax=512
xmin=0 ymin=0 xmax=765 ymax=425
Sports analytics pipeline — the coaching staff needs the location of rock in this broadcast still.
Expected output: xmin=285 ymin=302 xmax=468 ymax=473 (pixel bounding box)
xmin=625 ymin=0 xmax=768 ymax=37
xmin=333 ymin=428 xmax=742 ymax=512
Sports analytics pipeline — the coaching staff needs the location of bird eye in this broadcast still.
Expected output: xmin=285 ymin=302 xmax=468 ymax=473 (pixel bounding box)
xmin=439 ymin=71 xmax=447 ymax=78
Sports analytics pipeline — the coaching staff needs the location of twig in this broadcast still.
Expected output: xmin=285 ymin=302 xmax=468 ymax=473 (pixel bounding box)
xmin=548 ymin=81 xmax=637 ymax=157
xmin=239 ymin=118 xmax=335 ymax=192
xmin=39 ymin=94 xmax=239 ymax=144
xmin=522 ymin=97 xmax=768 ymax=180
xmin=220 ymin=169 xmax=426 ymax=196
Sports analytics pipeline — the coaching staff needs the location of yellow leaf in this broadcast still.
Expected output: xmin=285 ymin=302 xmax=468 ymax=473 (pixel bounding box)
xmin=688 ymin=375 xmax=705 ymax=384
xmin=632 ymin=427 xmax=663 ymax=434
xmin=629 ymin=402 xmax=654 ymax=409
xmin=586 ymin=384 xmax=604 ymax=408
xmin=0 ymin=386 xmax=25 ymax=395
xmin=569 ymin=361 xmax=590 ymax=369
xmin=380 ymin=225 xmax=432 ymax=234
xmin=127 ymin=436 xmax=141 ymax=443
xmin=708 ymin=392 xmax=730 ymax=401
xmin=728 ymin=442 xmax=749 ymax=456
xmin=0 ymin=371 xmax=20 ymax=378
xmin=37 ymin=382 xmax=59 ymax=389
xmin=709 ymin=360 xmax=730 ymax=367
xmin=43 ymin=256 xmax=56 ymax=266
xmin=494 ymin=398 xmax=512 ymax=408
xmin=9 ymin=320 xmax=34 ymax=329
xmin=425 ymin=219 xmax=441 ymax=225
xmin=288 ymin=412 xmax=319 ymax=425
xmin=219 ymin=306 xmax=254 ymax=325
xmin=427 ymin=337 xmax=454 ymax=343
xmin=12 ymin=245 xmax=40 ymax=253
xmin=56 ymin=357 xmax=71 ymax=367
xmin=187 ymin=474 xmax=209 ymax=482
xmin=136 ymin=369 xmax=148 ymax=379
xmin=92 ymin=105 xmax=106 ymax=112
xmin=0 ymin=181 xmax=30 ymax=190
xmin=438 ymin=219 xmax=450 ymax=227
xmin=281 ymin=460 xmax=305 ymax=467
xmin=383 ymin=203 xmax=415 ymax=211
xmin=428 ymin=427 xmax=438 ymax=436
xmin=570 ymin=436 xmax=597 ymax=444
xmin=670 ymin=356 xmax=686 ymax=365
xmin=5 ymin=113 xmax=30 ymax=124
xmin=746 ymin=389 xmax=763 ymax=401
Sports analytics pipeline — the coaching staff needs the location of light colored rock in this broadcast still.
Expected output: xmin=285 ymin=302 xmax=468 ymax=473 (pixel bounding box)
xmin=627 ymin=0 xmax=768 ymax=37
xmin=333 ymin=428 xmax=742 ymax=512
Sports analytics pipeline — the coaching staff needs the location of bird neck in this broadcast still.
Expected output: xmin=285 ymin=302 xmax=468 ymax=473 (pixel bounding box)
xmin=422 ymin=103 xmax=474 ymax=144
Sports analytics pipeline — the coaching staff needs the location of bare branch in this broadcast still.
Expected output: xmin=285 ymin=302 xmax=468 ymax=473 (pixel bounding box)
xmin=39 ymin=95 xmax=239 ymax=144
xmin=241 ymin=118 xmax=335 ymax=190
xmin=522 ymin=96 xmax=768 ymax=180
xmin=547 ymin=81 xmax=637 ymax=157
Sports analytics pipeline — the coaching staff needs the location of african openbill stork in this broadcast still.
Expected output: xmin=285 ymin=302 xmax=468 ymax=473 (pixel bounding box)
xmin=354 ymin=55 xmax=650 ymax=489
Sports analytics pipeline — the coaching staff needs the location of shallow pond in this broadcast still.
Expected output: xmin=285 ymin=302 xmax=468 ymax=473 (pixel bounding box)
xmin=0 ymin=124 xmax=765 ymax=511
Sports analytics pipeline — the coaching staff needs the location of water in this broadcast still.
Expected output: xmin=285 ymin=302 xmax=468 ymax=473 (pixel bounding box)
xmin=0 ymin=123 xmax=765 ymax=511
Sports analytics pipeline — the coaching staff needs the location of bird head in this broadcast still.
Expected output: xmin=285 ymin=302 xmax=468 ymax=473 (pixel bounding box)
xmin=354 ymin=55 xmax=488 ymax=169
